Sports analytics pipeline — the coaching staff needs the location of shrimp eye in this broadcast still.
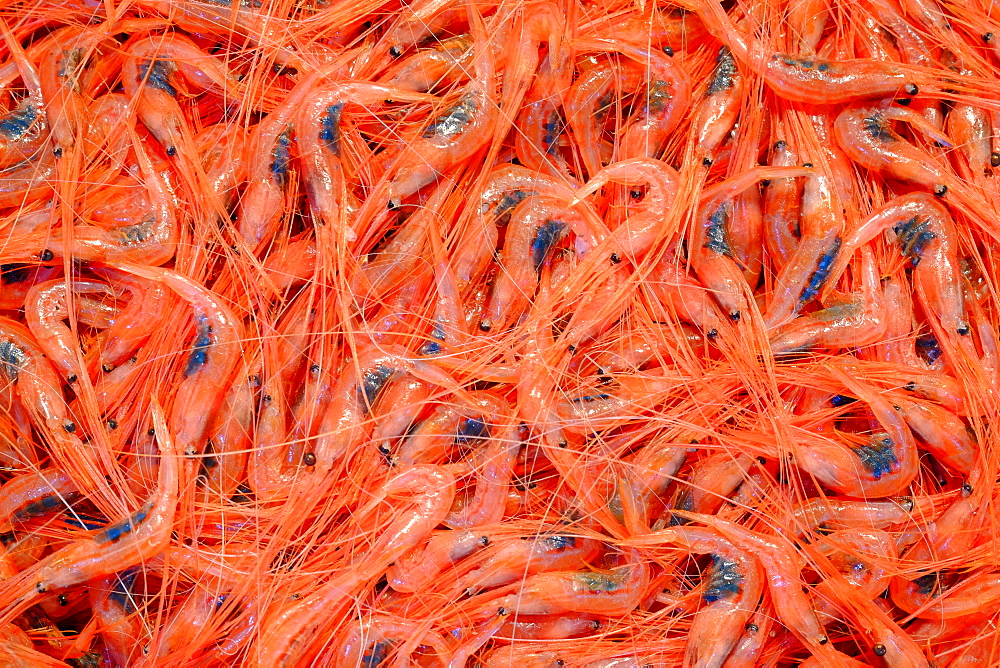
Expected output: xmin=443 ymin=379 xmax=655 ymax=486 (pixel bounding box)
xmin=896 ymin=98 xmax=912 ymax=106
xmin=40 ymin=249 xmax=54 ymax=262
xmin=957 ymin=323 xmax=971 ymax=336
xmin=702 ymin=158 xmax=713 ymax=167
xmin=904 ymin=381 xmax=917 ymax=391
xmin=773 ymin=140 xmax=786 ymax=150
xmin=148 ymin=428 xmax=156 ymax=436
xmin=802 ymin=162 xmax=813 ymax=168
xmin=707 ymin=329 xmax=718 ymax=340
xmin=662 ymin=46 xmax=674 ymax=56
xmin=728 ymin=311 xmax=741 ymax=322
xmin=630 ymin=189 xmax=643 ymax=199
xmin=984 ymin=32 xmax=994 ymax=42
xmin=165 ymin=146 xmax=177 ymax=157
xmin=57 ymin=594 xmax=69 ymax=606
xmin=63 ymin=421 xmax=76 ymax=433
xmin=302 ymin=452 xmax=317 ymax=467
xmin=610 ymin=253 xmax=621 ymax=264
xmin=761 ymin=179 xmax=771 ymax=186
xmin=962 ymin=482 xmax=973 ymax=496
xmin=904 ymin=83 xmax=919 ymax=96
xmin=389 ymin=46 xmax=402 ymax=58
xmin=873 ymin=644 xmax=887 ymax=657
xmin=102 ymin=363 xmax=115 ymax=373
xmin=745 ymin=623 xmax=759 ymax=633
xmin=818 ymin=635 xmax=829 ymax=645
xmin=992 ymin=152 xmax=1000 ymax=168
xmin=558 ymin=439 xmax=568 ymax=448
xmin=107 ymin=418 xmax=118 ymax=430
xmin=53 ymin=147 xmax=62 ymax=158
xmin=478 ymin=320 xmax=492 ymax=332
xmin=498 ymin=606 xmax=508 ymax=615
xmin=478 ymin=535 xmax=490 ymax=546
xmin=933 ymin=184 xmax=948 ymax=197
xmin=756 ymin=457 xmax=767 ymax=465
xmin=67 ymin=374 xmax=77 ymax=383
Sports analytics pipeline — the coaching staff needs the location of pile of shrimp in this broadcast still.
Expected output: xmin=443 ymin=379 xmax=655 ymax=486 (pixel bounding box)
xmin=1 ymin=0 xmax=1000 ymax=663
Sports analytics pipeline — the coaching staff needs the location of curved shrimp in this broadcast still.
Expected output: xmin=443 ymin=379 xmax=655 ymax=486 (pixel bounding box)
xmin=0 ymin=19 xmax=47 ymax=169
xmin=0 ymin=401 xmax=176 ymax=616
xmin=24 ymin=279 xmax=116 ymax=385
xmin=570 ymin=158 xmax=679 ymax=262
xmin=691 ymin=166 xmax=808 ymax=322
xmin=112 ymin=264 xmax=243 ymax=458
xmin=383 ymin=6 xmax=499 ymax=209
xmin=255 ymin=465 xmax=455 ymax=666
xmin=768 ymin=247 xmax=886 ymax=353
xmin=294 ymin=82 xmax=437 ymax=244
xmin=566 ymin=40 xmax=691 ymax=176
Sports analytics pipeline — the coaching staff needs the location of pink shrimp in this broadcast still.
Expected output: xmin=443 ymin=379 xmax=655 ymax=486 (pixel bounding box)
xmin=570 ymin=158 xmax=680 ymax=262
xmin=460 ymin=533 xmax=603 ymax=595
xmin=768 ymin=247 xmax=886 ymax=353
xmin=0 ymin=18 xmax=47 ymax=169
xmin=763 ymin=138 xmax=803 ymax=266
xmin=691 ymin=47 xmax=744 ymax=166
xmin=88 ymin=268 xmax=171 ymax=373
xmin=691 ymin=166 xmax=808 ymax=322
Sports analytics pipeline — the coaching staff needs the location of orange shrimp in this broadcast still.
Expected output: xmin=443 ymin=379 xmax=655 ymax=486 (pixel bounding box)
xmin=691 ymin=47 xmax=744 ymax=166
xmin=383 ymin=5 xmax=499 ymax=209
xmin=256 ymin=465 xmax=456 ymax=666
xmin=386 ymin=529 xmax=491 ymax=593
xmin=0 ymin=468 xmax=79 ymax=534
xmin=482 ymin=549 xmax=650 ymax=618
xmin=0 ymin=401 xmax=176 ymax=614
xmin=571 ymin=158 xmax=679 ymax=262
xmin=691 ymin=166 xmax=808 ymax=322
xmin=24 ymin=279 xmax=116 ymax=384
xmin=768 ymin=247 xmax=886 ymax=353
xmin=0 ymin=18 xmax=47 ymax=169
xmin=459 ymin=533 xmax=603 ymax=594
xmin=384 ymin=34 xmax=474 ymax=93
xmin=566 ymin=41 xmax=691 ymax=176
xmin=113 ymin=264 xmax=243 ymax=457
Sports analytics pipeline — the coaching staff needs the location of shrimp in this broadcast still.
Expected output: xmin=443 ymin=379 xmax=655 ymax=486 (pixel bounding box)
xmin=484 ymin=549 xmax=650 ymax=618
xmin=768 ymin=247 xmax=886 ymax=353
xmin=691 ymin=47 xmax=744 ymax=166
xmin=0 ymin=401 xmax=176 ymax=614
xmin=255 ymin=465 xmax=456 ymax=665
xmin=0 ymin=318 xmax=114 ymax=499
xmin=690 ymin=0 xmax=924 ymax=104
xmin=384 ymin=34 xmax=474 ymax=93
xmin=88 ymin=268 xmax=171 ymax=373
xmin=294 ymin=82 xmax=437 ymax=244
xmin=459 ymin=533 xmax=603 ymax=594
xmin=691 ymin=166 xmax=808 ymax=322
xmin=763 ymin=138 xmax=804 ymax=266
xmin=113 ymin=264 xmax=243 ymax=457
xmin=89 ymin=570 xmax=144 ymax=666
xmin=0 ymin=468 xmax=79 ymax=533
xmin=0 ymin=19 xmax=46 ymax=169
xmin=383 ymin=5 xmax=499 ymax=209
xmin=566 ymin=41 xmax=691 ymax=176
xmin=24 ymin=279 xmax=116 ymax=384
xmin=386 ymin=529 xmax=491 ymax=593
xmin=570 ymin=158 xmax=680 ymax=261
